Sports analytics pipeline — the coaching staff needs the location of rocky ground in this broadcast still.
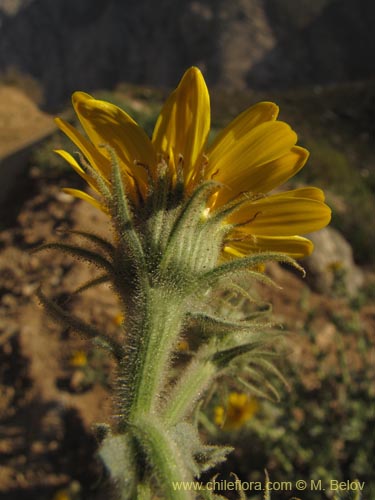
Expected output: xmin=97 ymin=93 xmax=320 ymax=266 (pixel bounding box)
xmin=0 ymin=170 xmax=120 ymax=499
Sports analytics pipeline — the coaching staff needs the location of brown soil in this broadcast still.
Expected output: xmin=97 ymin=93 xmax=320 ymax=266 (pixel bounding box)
xmin=0 ymin=170 xmax=119 ymax=500
xmin=0 ymin=166 xmax=374 ymax=500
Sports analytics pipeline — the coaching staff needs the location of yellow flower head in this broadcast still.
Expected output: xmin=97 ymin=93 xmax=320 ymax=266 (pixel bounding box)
xmin=55 ymin=67 xmax=330 ymax=259
xmin=69 ymin=350 xmax=88 ymax=368
xmin=214 ymin=392 xmax=259 ymax=430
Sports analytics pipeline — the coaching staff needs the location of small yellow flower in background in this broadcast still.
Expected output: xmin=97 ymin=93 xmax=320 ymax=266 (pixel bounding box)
xmin=52 ymin=489 xmax=71 ymax=500
xmin=214 ymin=392 xmax=259 ymax=430
xmin=52 ymin=481 xmax=80 ymax=500
xmin=55 ymin=67 xmax=330 ymax=260
xmin=112 ymin=312 xmax=124 ymax=326
xmin=69 ymin=350 xmax=88 ymax=368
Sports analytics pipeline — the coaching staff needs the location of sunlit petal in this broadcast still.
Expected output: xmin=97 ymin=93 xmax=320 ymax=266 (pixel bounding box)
xmin=152 ymin=67 xmax=210 ymax=182
xmin=207 ymin=101 xmax=279 ymax=160
xmin=208 ymin=121 xmax=298 ymax=205
xmin=72 ymin=92 xmax=156 ymax=197
xmin=62 ymin=188 xmax=106 ymax=213
xmin=228 ymin=195 xmax=331 ymax=236
xmin=274 ymin=186 xmax=326 ymax=202
xmin=223 ymin=146 xmax=309 ymax=197
xmin=54 ymin=117 xmax=111 ymax=178
xmin=54 ymin=149 xmax=98 ymax=192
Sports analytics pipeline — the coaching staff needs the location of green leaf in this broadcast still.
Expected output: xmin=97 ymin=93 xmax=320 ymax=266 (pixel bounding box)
xmin=99 ymin=432 xmax=138 ymax=500
xmin=58 ymin=229 xmax=115 ymax=256
xmin=160 ymin=181 xmax=220 ymax=274
xmin=237 ymin=377 xmax=278 ymax=402
xmin=37 ymin=287 xmax=124 ymax=360
xmin=197 ymin=252 xmax=305 ymax=291
xmin=166 ymin=181 xmax=220 ymax=248
xmin=32 ymin=242 xmax=114 ymax=273
xmin=72 ymin=274 xmax=110 ymax=294
xmin=108 ymin=144 xmax=147 ymax=273
xmin=206 ymin=191 xmax=263 ymax=227
xmin=250 ymin=357 xmax=290 ymax=391
xmin=77 ymin=151 xmax=112 ymax=202
xmin=212 ymin=341 xmax=265 ymax=367
xmin=170 ymin=422 xmax=233 ymax=477
xmin=188 ymin=310 xmax=270 ymax=334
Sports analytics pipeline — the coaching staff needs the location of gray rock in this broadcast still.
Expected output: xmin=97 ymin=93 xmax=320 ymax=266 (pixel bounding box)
xmin=303 ymin=227 xmax=364 ymax=296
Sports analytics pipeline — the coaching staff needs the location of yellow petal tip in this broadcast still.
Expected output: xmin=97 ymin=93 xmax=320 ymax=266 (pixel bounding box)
xmin=72 ymin=91 xmax=93 ymax=104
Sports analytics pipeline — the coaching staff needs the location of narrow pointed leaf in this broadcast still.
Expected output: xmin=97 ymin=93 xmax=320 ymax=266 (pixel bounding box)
xmin=197 ymin=252 xmax=305 ymax=291
xmin=73 ymin=274 xmax=110 ymax=295
xmin=59 ymin=229 xmax=115 ymax=256
xmin=37 ymin=287 xmax=124 ymax=360
xmin=166 ymin=181 xmax=219 ymax=243
xmin=188 ymin=311 xmax=268 ymax=332
xmin=212 ymin=341 xmax=264 ymax=367
xmin=31 ymin=242 xmax=114 ymax=273
xmin=109 ymin=145 xmax=147 ymax=270
xmin=237 ymin=378 xmax=277 ymax=401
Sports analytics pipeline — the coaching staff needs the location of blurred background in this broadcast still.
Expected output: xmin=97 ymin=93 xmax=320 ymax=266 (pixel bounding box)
xmin=1 ymin=0 xmax=375 ymax=108
xmin=0 ymin=1 xmax=374 ymax=499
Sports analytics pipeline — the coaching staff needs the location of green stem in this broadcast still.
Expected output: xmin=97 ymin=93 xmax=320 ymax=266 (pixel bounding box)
xmin=127 ymin=286 xmax=185 ymax=420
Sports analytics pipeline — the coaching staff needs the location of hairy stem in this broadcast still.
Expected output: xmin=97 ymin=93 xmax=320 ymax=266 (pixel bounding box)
xmin=125 ymin=286 xmax=185 ymax=420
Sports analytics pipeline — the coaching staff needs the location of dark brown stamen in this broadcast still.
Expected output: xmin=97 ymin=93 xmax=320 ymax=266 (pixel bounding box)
xmin=210 ymin=168 xmax=219 ymax=180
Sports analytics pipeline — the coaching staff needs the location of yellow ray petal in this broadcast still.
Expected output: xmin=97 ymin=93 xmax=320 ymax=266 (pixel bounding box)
xmin=207 ymin=121 xmax=298 ymax=205
xmin=62 ymin=188 xmax=107 ymax=213
xmin=207 ymin=101 xmax=279 ymax=161
xmin=224 ymin=146 xmax=309 ymax=199
xmin=54 ymin=117 xmax=111 ymax=178
xmin=210 ymin=146 xmax=309 ymax=207
xmin=275 ymin=186 xmax=326 ymax=202
xmin=152 ymin=67 xmax=210 ymax=183
xmin=229 ymin=196 xmax=331 ymax=236
xmin=72 ymin=92 xmax=156 ymax=197
xmin=223 ymin=235 xmax=314 ymax=259
xmin=54 ymin=149 xmax=99 ymax=192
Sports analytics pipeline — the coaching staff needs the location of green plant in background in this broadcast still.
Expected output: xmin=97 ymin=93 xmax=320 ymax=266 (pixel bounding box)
xmin=294 ymin=137 xmax=375 ymax=266
xmin=64 ymin=347 xmax=113 ymax=392
xmin=35 ymin=67 xmax=330 ymax=499
xmin=217 ymin=306 xmax=374 ymax=500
